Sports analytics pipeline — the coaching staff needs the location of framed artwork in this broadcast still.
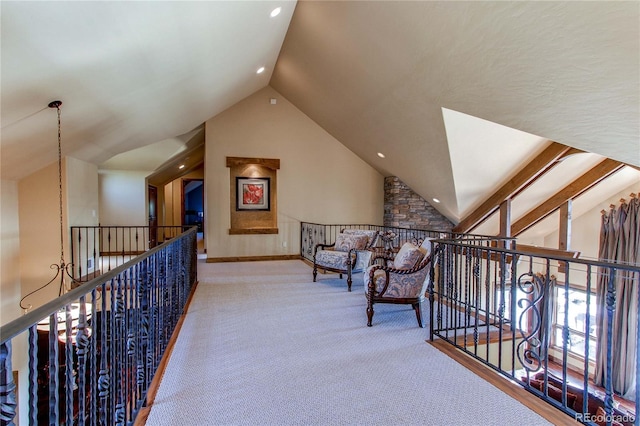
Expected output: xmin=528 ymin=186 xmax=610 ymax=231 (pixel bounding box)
xmin=236 ymin=177 xmax=270 ymax=211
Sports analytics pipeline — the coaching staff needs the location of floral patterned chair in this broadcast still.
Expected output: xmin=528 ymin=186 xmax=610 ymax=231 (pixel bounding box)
xmin=364 ymin=238 xmax=433 ymax=327
xmin=313 ymin=229 xmax=380 ymax=291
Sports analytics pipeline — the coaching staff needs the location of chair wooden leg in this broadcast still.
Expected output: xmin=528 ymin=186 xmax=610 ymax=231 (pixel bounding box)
xmin=347 ymin=275 xmax=352 ymax=292
xmin=339 ymin=273 xmax=343 ymax=279
xmin=367 ymin=303 xmax=374 ymax=326
xmin=413 ymin=302 xmax=423 ymax=328
xmin=313 ymin=265 xmax=317 ymax=282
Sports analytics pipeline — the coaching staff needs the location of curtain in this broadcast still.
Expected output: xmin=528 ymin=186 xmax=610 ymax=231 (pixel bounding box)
xmin=594 ymin=195 xmax=640 ymax=400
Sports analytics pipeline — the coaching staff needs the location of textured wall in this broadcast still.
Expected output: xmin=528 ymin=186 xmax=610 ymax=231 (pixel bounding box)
xmin=384 ymin=176 xmax=453 ymax=231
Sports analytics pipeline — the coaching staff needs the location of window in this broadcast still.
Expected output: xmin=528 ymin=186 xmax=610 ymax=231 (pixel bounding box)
xmin=553 ymin=287 xmax=597 ymax=361
xmin=500 ymin=285 xmax=531 ymax=331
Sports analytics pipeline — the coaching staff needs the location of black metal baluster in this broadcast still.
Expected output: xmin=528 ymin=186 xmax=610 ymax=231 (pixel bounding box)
xmin=0 ymin=341 xmax=17 ymax=425
xmin=98 ymin=282 xmax=109 ymax=425
xmin=509 ymin=253 xmax=517 ymax=377
xmin=76 ymin=297 xmax=89 ymax=425
xmin=135 ymin=227 xmax=140 ymax=256
xmin=604 ymin=269 xmax=616 ymax=420
xmin=160 ymin=248 xmax=168 ymax=352
xmin=28 ymin=325 xmax=38 ymax=425
xmin=90 ymin=289 xmax=98 ymax=426
xmin=472 ymin=247 xmax=482 ymax=354
xmin=119 ymin=227 xmax=124 ymax=266
xmin=48 ymin=312 xmax=60 ymax=425
xmin=134 ymin=261 xmax=147 ymax=419
xmin=98 ymin=227 xmax=104 ymax=280
xmin=114 ymin=274 xmax=125 ymax=426
xmin=64 ymin=304 xmax=74 ymax=424
xmin=437 ymin=244 xmax=448 ymax=336
xmin=125 ymin=267 xmax=135 ymax=423
xmin=441 ymin=246 xmax=450 ymax=340
xmin=75 ymin=228 xmax=82 ymax=281
xmin=497 ymin=248 xmax=506 ymax=372
xmin=560 ymin=265 xmax=570 ymax=408
xmin=484 ymin=246 xmax=491 ymax=363
xmin=461 ymin=248 xmax=470 ymax=350
xmin=173 ymin=243 xmax=181 ymax=324
xmin=148 ymin=253 xmax=158 ymax=391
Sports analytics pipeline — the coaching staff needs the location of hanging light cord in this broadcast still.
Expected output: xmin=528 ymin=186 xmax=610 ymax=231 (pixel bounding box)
xmin=55 ymin=103 xmax=65 ymax=265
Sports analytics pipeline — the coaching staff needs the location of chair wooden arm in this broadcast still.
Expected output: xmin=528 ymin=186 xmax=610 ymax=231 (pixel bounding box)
xmin=313 ymin=242 xmax=336 ymax=256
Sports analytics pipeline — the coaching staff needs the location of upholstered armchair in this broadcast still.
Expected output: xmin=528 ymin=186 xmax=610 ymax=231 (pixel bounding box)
xmin=313 ymin=229 xmax=380 ymax=291
xmin=365 ymin=239 xmax=433 ymax=327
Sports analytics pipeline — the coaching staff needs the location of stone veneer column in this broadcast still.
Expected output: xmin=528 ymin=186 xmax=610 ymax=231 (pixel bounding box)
xmin=384 ymin=176 xmax=453 ymax=231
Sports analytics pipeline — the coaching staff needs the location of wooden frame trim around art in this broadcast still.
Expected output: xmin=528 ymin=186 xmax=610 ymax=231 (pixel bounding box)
xmin=227 ymin=156 xmax=279 ymax=235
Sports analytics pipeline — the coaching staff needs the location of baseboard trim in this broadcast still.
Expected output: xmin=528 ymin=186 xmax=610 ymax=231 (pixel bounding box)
xmin=429 ymin=339 xmax=579 ymax=425
xmin=206 ymin=254 xmax=301 ymax=263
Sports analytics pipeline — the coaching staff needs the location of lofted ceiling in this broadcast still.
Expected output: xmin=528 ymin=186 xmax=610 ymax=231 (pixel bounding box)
xmin=0 ymin=1 xmax=295 ymax=179
xmin=1 ymin=1 xmax=639 ymax=233
xmin=271 ymin=1 xmax=640 ymax=224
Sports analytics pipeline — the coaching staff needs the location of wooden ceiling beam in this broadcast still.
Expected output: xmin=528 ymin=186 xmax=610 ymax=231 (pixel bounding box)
xmin=453 ymin=142 xmax=572 ymax=233
xmin=511 ymin=159 xmax=624 ymax=236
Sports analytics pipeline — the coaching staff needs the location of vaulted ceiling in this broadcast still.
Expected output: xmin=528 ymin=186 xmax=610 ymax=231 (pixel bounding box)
xmin=2 ymin=1 xmax=638 ymax=233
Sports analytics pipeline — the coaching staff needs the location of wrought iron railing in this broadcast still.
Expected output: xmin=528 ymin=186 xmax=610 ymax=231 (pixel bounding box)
xmin=70 ymin=225 xmax=188 ymax=283
xmin=0 ymin=227 xmax=197 ymax=425
xmin=299 ymin=222 xmax=464 ymax=262
xmin=429 ymin=237 xmax=639 ymax=425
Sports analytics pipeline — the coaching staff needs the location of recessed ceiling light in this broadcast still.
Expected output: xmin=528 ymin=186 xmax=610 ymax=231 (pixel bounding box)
xmin=377 ymin=152 xmax=385 ymax=158
xmin=179 ymin=164 xmax=185 ymax=169
xmin=256 ymin=67 xmax=265 ymax=74
xmin=270 ymin=7 xmax=282 ymax=18
xmin=432 ymin=198 xmax=440 ymax=203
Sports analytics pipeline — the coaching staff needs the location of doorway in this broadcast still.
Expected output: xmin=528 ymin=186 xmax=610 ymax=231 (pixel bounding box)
xmin=182 ymin=178 xmax=204 ymax=233
xmin=148 ymin=185 xmax=158 ymax=248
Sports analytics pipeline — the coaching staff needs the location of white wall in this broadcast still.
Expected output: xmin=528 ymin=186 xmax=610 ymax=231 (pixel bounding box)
xmin=17 ymin=161 xmax=65 ymax=311
xmin=205 ymin=86 xmax=384 ymax=259
xmin=98 ymin=170 xmax=150 ymax=226
xmin=67 ymin=157 xmax=99 ymax=277
xmin=16 ymin=157 xmax=100 ymax=311
xmin=1 ymin=179 xmax=21 ymax=325
xmin=0 ymin=181 xmax=24 ymax=426
xmin=67 ymin=157 xmax=99 ymax=227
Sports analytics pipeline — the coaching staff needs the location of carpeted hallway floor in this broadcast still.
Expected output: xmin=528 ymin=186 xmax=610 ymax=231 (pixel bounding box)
xmin=144 ymin=260 xmax=552 ymax=426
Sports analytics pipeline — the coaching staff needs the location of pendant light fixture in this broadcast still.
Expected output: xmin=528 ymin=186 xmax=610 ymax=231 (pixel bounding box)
xmin=19 ymin=100 xmax=75 ymax=312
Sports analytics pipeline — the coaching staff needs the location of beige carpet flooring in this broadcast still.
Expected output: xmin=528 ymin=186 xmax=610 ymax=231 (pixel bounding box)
xmin=144 ymin=260 xmax=553 ymax=426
